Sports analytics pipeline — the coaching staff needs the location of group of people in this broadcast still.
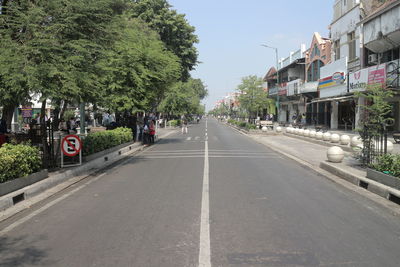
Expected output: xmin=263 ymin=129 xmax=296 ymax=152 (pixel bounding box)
xmin=292 ymin=113 xmax=306 ymax=125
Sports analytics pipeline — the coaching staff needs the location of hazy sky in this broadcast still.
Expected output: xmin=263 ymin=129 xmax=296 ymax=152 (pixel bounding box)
xmin=167 ymin=0 xmax=333 ymax=111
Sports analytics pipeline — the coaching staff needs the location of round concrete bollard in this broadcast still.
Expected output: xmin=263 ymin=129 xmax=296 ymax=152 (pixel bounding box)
xmin=351 ymin=136 xmax=362 ymax=147
xmin=340 ymin=135 xmax=350 ymax=145
xmin=316 ymin=131 xmax=324 ymax=140
xmin=304 ymin=129 xmax=310 ymax=137
xmin=276 ymin=126 xmax=282 ymax=133
xmin=299 ymin=129 xmax=304 ymax=136
xmin=309 ymin=130 xmax=317 ymax=138
xmin=323 ymin=132 xmax=331 ymax=141
xmin=330 ymin=133 xmax=340 ymax=143
xmin=327 ymin=146 xmax=345 ymax=163
xmin=294 ymin=128 xmax=299 ymax=134
xmin=262 ymin=126 xmax=268 ymax=132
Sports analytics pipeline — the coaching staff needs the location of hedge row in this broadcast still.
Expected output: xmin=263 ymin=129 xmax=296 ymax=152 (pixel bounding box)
xmin=372 ymin=154 xmax=400 ymax=178
xmin=227 ymin=119 xmax=257 ymax=130
xmin=82 ymin=127 xmax=132 ymax=156
xmin=0 ymin=144 xmax=42 ymax=183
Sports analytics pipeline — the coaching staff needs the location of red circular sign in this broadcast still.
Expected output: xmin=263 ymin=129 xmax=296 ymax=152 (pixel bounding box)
xmin=61 ymin=135 xmax=82 ymax=157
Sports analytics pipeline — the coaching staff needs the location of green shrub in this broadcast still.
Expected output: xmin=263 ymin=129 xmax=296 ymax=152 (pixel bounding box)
xmin=0 ymin=144 xmax=42 ymax=183
xmin=168 ymin=120 xmax=181 ymax=127
xmin=238 ymin=121 xmax=247 ymax=128
xmin=227 ymin=119 xmax=235 ymax=124
xmin=82 ymin=127 xmax=132 ymax=156
xmin=246 ymin=123 xmax=257 ymax=130
xmin=371 ymin=154 xmax=400 ymax=178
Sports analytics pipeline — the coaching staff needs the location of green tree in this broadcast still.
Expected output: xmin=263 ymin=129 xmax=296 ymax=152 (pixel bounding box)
xmin=356 ymin=84 xmax=394 ymax=128
xmin=100 ymin=18 xmax=181 ymax=113
xmin=158 ymin=78 xmax=207 ymax=115
xmin=236 ymin=75 xmax=272 ymax=123
xmin=129 ymin=0 xmax=199 ymax=81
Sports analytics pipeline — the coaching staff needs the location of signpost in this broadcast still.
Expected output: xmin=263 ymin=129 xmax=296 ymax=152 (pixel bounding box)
xmin=61 ymin=134 xmax=82 ymax=167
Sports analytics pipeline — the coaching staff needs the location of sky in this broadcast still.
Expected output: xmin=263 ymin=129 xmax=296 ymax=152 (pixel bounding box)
xmin=167 ymin=0 xmax=334 ymax=111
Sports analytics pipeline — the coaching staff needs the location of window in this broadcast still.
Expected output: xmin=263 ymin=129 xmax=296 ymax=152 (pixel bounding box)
xmin=334 ymin=40 xmax=341 ymax=60
xmin=311 ymin=44 xmax=320 ymax=58
xmin=307 ymin=60 xmax=325 ymax=82
xmin=348 ymin=31 xmax=356 ymax=60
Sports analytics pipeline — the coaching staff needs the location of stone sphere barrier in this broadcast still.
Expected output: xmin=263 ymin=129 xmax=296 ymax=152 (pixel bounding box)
xmin=316 ymin=132 xmax=323 ymax=140
xmin=323 ymin=132 xmax=331 ymax=141
xmin=340 ymin=135 xmax=350 ymax=145
xmin=309 ymin=130 xmax=317 ymax=138
xmin=276 ymin=126 xmax=282 ymax=133
xmin=262 ymin=126 xmax=268 ymax=132
xmin=330 ymin=133 xmax=340 ymax=143
xmin=304 ymin=129 xmax=310 ymax=137
xmin=351 ymin=136 xmax=362 ymax=147
xmin=299 ymin=129 xmax=305 ymax=136
xmin=327 ymin=146 xmax=345 ymax=163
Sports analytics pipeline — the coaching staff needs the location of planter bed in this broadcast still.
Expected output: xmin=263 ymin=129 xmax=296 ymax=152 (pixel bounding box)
xmin=83 ymin=141 xmax=135 ymax=162
xmin=0 ymin=170 xmax=48 ymax=197
xmin=366 ymin=168 xmax=400 ymax=190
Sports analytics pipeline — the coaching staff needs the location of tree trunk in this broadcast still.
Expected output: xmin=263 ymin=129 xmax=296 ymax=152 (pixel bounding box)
xmin=2 ymin=103 xmax=16 ymax=131
xmin=40 ymin=100 xmax=48 ymax=169
xmin=52 ymin=100 xmax=62 ymax=130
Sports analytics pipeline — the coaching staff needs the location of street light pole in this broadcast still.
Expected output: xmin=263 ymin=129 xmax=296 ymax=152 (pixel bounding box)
xmin=261 ymin=44 xmax=280 ymax=122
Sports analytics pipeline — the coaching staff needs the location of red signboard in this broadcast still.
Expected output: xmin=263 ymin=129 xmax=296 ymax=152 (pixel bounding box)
xmin=61 ymin=135 xmax=82 ymax=157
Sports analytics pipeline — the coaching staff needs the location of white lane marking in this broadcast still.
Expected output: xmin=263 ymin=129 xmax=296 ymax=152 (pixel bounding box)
xmin=0 ymin=173 xmax=107 ymax=236
xmin=199 ymin=120 xmax=211 ymax=267
xmin=186 ymin=137 xmax=192 ymax=141
xmin=195 ymin=136 xmax=200 ymax=141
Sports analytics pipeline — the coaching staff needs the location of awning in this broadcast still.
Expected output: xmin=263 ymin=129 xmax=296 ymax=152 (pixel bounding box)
xmin=309 ymin=95 xmax=355 ymax=104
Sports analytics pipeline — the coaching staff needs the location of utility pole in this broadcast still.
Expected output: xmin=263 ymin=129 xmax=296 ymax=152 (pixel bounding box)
xmin=261 ymin=44 xmax=280 ymax=122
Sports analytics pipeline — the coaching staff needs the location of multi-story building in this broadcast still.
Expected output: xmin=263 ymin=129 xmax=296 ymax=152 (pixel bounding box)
xmin=357 ymin=0 xmax=400 ymax=131
xmin=316 ymin=0 xmax=365 ymax=130
xmin=264 ymin=45 xmax=307 ymax=123
xmin=305 ymin=33 xmax=332 ymax=125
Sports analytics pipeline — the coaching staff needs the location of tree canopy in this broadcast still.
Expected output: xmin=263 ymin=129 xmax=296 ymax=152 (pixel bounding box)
xmin=0 ymin=0 xmax=205 ymax=125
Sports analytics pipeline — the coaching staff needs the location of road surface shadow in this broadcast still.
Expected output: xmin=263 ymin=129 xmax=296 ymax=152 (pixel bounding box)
xmin=0 ymin=235 xmax=54 ymax=266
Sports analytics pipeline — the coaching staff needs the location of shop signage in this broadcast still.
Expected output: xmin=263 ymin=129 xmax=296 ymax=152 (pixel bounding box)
xmin=349 ymin=63 xmax=387 ymax=92
xmin=368 ymin=63 xmax=386 ymax=85
xmin=319 ymin=72 xmax=345 ymax=89
xmin=268 ymin=87 xmax=278 ymax=96
xmin=21 ymin=106 xmax=33 ymax=118
xmin=278 ymin=83 xmax=287 ymax=96
xmin=349 ymin=68 xmax=368 ymax=92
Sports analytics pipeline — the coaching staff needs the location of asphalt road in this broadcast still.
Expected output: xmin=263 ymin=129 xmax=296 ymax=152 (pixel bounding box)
xmin=1 ymin=118 xmax=400 ymax=266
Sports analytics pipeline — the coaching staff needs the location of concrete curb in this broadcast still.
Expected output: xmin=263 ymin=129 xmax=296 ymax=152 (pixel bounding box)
xmin=320 ymin=161 xmax=400 ymax=204
xmin=0 ymin=129 xmax=176 ymax=217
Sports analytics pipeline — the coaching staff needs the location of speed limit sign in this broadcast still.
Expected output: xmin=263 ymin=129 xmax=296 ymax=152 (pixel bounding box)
xmin=61 ymin=135 xmax=82 ymax=157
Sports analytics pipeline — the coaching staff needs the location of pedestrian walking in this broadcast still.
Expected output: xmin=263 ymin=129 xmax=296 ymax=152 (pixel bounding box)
xmin=181 ymin=115 xmax=188 ymax=134
xmin=149 ymin=120 xmax=156 ymax=144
